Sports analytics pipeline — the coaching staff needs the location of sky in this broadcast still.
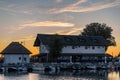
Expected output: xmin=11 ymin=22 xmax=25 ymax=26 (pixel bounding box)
xmin=0 ymin=0 xmax=120 ymax=56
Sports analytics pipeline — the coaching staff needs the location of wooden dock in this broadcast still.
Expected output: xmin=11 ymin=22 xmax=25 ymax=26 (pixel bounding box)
xmin=32 ymin=62 xmax=120 ymax=72
xmin=0 ymin=63 xmax=32 ymax=73
xmin=1 ymin=62 xmax=120 ymax=73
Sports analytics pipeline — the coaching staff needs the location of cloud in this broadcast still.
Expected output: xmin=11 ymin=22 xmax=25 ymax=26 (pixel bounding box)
xmin=56 ymin=0 xmax=63 ymax=3
xmin=16 ymin=21 xmax=74 ymax=30
xmin=0 ymin=3 xmax=33 ymax=15
xmin=50 ymin=0 xmax=120 ymax=13
xmin=51 ymin=14 xmax=74 ymax=22
xmin=15 ymin=35 xmax=35 ymax=41
xmin=47 ymin=27 xmax=84 ymax=35
xmin=0 ymin=1 xmax=48 ymax=15
xmin=57 ymin=27 xmax=84 ymax=35
xmin=1 ymin=0 xmax=119 ymax=15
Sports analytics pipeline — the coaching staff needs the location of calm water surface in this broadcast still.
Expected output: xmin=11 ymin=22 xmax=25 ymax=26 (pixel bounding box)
xmin=0 ymin=70 xmax=120 ymax=80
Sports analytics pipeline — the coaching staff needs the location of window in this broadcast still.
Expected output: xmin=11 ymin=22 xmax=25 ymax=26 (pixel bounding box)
xmin=92 ymin=46 xmax=95 ymax=49
xmin=85 ymin=46 xmax=88 ymax=49
xmin=98 ymin=46 xmax=101 ymax=48
xmin=24 ymin=57 xmax=26 ymax=61
xmin=65 ymin=37 xmax=72 ymax=42
xmin=79 ymin=38 xmax=86 ymax=42
xmin=72 ymin=46 xmax=75 ymax=49
xmin=19 ymin=57 xmax=21 ymax=60
xmin=78 ymin=46 xmax=81 ymax=47
xmin=93 ymin=39 xmax=98 ymax=43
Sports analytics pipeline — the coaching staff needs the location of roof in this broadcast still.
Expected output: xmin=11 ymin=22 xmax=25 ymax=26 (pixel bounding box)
xmin=1 ymin=42 xmax=31 ymax=54
xmin=34 ymin=34 xmax=109 ymax=46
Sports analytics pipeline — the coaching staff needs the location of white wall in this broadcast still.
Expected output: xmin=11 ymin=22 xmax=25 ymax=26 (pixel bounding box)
xmin=62 ymin=46 xmax=105 ymax=54
xmin=4 ymin=54 xmax=30 ymax=64
xmin=40 ymin=44 xmax=48 ymax=53
xmin=40 ymin=44 xmax=105 ymax=54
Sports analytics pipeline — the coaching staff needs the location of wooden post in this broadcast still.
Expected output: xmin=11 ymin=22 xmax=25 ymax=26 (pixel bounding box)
xmin=70 ymin=56 xmax=72 ymax=63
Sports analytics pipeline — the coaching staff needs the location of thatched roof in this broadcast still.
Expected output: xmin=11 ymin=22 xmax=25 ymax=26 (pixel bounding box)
xmin=1 ymin=42 xmax=31 ymax=54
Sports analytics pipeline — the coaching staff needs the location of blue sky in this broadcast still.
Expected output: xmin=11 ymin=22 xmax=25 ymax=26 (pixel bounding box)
xmin=0 ymin=0 xmax=120 ymax=56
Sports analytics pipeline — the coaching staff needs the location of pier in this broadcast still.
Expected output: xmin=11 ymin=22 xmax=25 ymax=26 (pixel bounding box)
xmin=32 ymin=62 xmax=120 ymax=73
xmin=0 ymin=63 xmax=32 ymax=73
xmin=1 ymin=62 xmax=120 ymax=73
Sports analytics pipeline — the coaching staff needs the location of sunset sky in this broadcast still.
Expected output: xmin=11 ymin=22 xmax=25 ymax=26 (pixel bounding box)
xmin=0 ymin=0 xmax=120 ymax=56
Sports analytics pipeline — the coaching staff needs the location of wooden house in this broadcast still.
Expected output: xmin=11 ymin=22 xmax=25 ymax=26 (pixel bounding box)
xmin=1 ymin=42 xmax=31 ymax=64
xmin=34 ymin=34 xmax=110 ymax=63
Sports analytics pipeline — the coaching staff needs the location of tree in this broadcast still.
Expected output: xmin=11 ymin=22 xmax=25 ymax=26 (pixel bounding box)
xmin=48 ymin=34 xmax=64 ymax=62
xmin=80 ymin=23 xmax=116 ymax=48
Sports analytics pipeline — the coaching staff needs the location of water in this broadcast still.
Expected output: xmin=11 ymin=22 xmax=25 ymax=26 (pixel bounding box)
xmin=0 ymin=70 xmax=120 ymax=80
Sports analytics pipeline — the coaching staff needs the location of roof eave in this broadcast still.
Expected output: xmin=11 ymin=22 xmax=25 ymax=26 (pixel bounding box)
xmin=0 ymin=53 xmax=31 ymax=54
xmin=34 ymin=34 xmax=41 ymax=46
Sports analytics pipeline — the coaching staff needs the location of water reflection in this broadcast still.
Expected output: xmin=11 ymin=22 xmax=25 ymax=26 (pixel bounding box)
xmin=40 ymin=70 xmax=108 ymax=80
xmin=108 ymin=71 xmax=120 ymax=80
xmin=0 ymin=72 xmax=29 ymax=80
xmin=29 ymin=73 xmax=41 ymax=80
xmin=0 ymin=70 xmax=120 ymax=80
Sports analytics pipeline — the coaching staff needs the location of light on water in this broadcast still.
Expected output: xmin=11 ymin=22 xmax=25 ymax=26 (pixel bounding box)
xmin=108 ymin=72 xmax=120 ymax=80
xmin=0 ymin=71 xmax=120 ymax=80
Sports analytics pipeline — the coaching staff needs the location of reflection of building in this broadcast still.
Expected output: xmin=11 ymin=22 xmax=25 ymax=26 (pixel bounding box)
xmin=33 ymin=34 xmax=111 ymax=63
xmin=1 ymin=42 xmax=31 ymax=64
xmin=58 ymin=70 xmax=108 ymax=80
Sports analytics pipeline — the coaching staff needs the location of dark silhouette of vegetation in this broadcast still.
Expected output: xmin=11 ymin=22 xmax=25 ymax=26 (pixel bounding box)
xmin=48 ymin=34 xmax=64 ymax=62
xmin=80 ymin=23 xmax=116 ymax=50
xmin=0 ymin=57 xmax=3 ymax=63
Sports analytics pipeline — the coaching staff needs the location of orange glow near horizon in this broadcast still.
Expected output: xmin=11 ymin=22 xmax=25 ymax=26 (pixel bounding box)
xmin=106 ymin=46 xmax=120 ymax=57
xmin=106 ymin=39 xmax=120 ymax=57
xmin=0 ymin=38 xmax=120 ymax=57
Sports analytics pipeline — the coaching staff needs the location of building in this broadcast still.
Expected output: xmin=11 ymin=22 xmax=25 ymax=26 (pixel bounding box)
xmin=34 ymin=34 xmax=111 ymax=63
xmin=1 ymin=42 xmax=31 ymax=64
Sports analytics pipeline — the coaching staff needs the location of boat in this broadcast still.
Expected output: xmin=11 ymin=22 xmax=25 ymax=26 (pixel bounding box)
xmin=86 ymin=65 xmax=96 ymax=70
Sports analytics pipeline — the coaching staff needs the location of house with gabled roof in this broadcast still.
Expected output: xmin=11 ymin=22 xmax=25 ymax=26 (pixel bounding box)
xmin=1 ymin=42 xmax=31 ymax=64
xmin=34 ymin=34 xmax=111 ymax=63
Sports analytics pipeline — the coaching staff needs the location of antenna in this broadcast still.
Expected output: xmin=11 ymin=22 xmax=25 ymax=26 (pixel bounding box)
xmin=21 ymin=41 xmax=25 ymax=45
